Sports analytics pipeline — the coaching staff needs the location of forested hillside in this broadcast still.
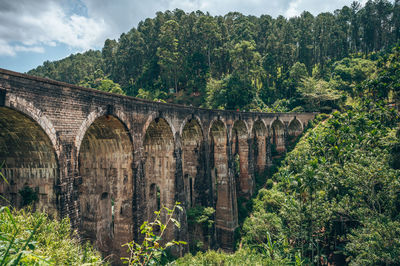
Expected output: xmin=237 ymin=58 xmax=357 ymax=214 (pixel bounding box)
xmin=28 ymin=0 xmax=400 ymax=111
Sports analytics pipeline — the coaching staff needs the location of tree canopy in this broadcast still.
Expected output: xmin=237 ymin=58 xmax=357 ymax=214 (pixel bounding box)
xmin=28 ymin=0 xmax=400 ymax=111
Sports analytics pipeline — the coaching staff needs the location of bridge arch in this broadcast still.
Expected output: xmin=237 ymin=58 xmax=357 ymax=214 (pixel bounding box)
xmin=179 ymin=115 xmax=205 ymax=138
xmin=0 ymin=106 xmax=59 ymax=216
xmin=207 ymin=117 xmax=227 ymax=140
xmin=181 ymin=116 xmax=210 ymax=248
xmin=142 ymin=113 xmax=177 ymax=143
xmin=209 ymin=119 xmax=228 ymax=216
xmin=143 ymin=117 xmax=175 ymax=223
xmin=252 ymin=119 xmax=267 ymax=174
xmin=232 ymin=120 xmax=252 ymax=197
xmin=77 ymin=114 xmax=134 ymax=259
xmin=5 ymin=94 xmax=59 ymax=155
xmin=288 ymin=117 xmax=303 ymax=136
xmin=181 ymin=116 xmax=204 ymax=207
xmin=75 ymin=107 xmax=132 ymax=156
xmin=230 ymin=119 xmax=250 ymax=139
xmin=271 ymin=118 xmax=285 ymax=154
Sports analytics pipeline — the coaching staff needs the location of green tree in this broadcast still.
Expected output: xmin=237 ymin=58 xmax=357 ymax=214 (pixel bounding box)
xmin=230 ymin=40 xmax=261 ymax=78
xmin=283 ymin=62 xmax=309 ymax=98
xmin=194 ymin=16 xmax=221 ymax=72
xmin=332 ymin=57 xmax=376 ymax=96
xmin=157 ymin=20 xmax=181 ymax=93
xmin=113 ymin=29 xmax=145 ymax=95
xmin=298 ymin=76 xmax=342 ymax=111
xmin=79 ymin=69 xmax=125 ymax=95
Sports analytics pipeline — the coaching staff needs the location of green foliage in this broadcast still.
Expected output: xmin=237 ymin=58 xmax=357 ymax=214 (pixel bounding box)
xmin=389 ymin=127 xmax=400 ymax=169
xmin=365 ymin=45 xmax=400 ymax=100
xmin=345 ymin=218 xmax=400 ymax=265
xmin=18 ymin=186 xmax=38 ymax=207
xmin=157 ymin=20 xmax=181 ymax=93
xmin=240 ymin=101 xmax=400 ymax=264
xmin=187 ymin=207 xmax=215 ymax=229
xmin=28 ymin=50 xmax=104 ymax=85
xmin=173 ymin=247 xmax=291 ymax=265
xmin=332 ymin=57 xmax=376 ymax=95
xmin=266 ymin=99 xmax=291 ymax=113
xmin=0 ymin=207 xmax=103 ymax=265
xmin=242 ymin=211 xmax=283 ymax=247
xmin=186 ymin=206 xmax=215 ymax=253
xmin=136 ymin=88 xmax=167 ymax=103
xmin=204 ymin=77 xmax=226 ymax=110
xmin=297 ymin=77 xmax=344 ymax=112
xmin=78 ymin=69 xmax=125 ymax=95
xmin=282 ymin=62 xmax=309 ymax=99
xmin=200 ymin=98 xmax=399 ymax=265
xmin=205 ymin=73 xmax=257 ymax=110
xmin=121 ymin=203 xmax=187 ymax=265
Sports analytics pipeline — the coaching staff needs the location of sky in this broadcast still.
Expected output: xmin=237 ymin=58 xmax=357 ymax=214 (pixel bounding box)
xmin=0 ymin=0 xmax=369 ymax=73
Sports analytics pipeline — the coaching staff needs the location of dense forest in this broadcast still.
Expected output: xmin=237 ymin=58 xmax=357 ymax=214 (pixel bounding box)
xmin=28 ymin=0 xmax=400 ymax=112
xmin=14 ymin=0 xmax=400 ymax=265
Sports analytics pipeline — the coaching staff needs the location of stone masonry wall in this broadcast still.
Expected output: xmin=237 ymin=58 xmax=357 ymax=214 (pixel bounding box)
xmin=0 ymin=68 xmax=315 ymax=261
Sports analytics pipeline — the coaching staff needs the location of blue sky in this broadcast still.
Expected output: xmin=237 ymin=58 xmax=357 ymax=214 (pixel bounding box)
xmin=1 ymin=0 xmax=368 ymax=73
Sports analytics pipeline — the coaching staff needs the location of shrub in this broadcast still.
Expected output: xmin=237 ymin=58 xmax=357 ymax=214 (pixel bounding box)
xmin=0 ymin=207 xmax=103 ymax=265
xmin=173 ymin=247 xmax=290 ymax=265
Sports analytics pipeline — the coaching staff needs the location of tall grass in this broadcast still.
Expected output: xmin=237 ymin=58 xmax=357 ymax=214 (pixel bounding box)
xmin=0 ymin=207 xmax=104 ymax=265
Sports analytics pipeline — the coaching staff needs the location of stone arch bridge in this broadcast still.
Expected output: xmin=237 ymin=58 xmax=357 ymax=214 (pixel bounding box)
xmin=0 ymin=68 xmax=315 ymax=258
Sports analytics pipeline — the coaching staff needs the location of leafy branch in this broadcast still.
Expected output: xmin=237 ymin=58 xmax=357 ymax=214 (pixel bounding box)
xmin=121 ymin=202 xmax=187 ymax=265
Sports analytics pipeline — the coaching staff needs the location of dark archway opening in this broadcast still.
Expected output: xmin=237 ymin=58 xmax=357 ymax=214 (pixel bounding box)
xmin=288 ymin=118 xmax=303 ymax=145
xmin=252 ymin=120 xmax=267 ymax=176
xmin=0 ymin=107 xmax=58 ymax=215
xmin=271 ymin=119 xmax=285 ymax=155
xmin=182 ymin=118 xmax=211 ymax=251
xmin=210 ymin=120 xmax=237 ymax=250
xmin=143 ymin=117 xmax=175 ymax=240
xmin=78 ymin=115 xmax=134 ymax=260
xmin=232 ymin=120 xmax=251 ymax=198
xmin=181 ymin=119 xmax=204 ymax=208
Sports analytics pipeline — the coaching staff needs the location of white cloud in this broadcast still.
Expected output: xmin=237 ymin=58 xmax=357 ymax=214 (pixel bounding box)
xmin=284 ymin=0 xmax=372 ymax=18
xmin=82 ymin=0 xmax=169 ymax=41
xmin=166 ymin=0 xmax=291 ymax=17
xmin=14 ymin=45 xmax=45 ymax=53
xmin=285 ymin=0 xmax=302 ymax=17
xmin=0 ymin=0 xmax=107 ymax=56
xmin=0 ymin=40 xmax=15 ymax=56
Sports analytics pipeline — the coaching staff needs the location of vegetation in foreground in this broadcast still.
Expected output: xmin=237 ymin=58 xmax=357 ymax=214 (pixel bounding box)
xmin=122 ymin=203 xmax=187 ymax=265
xmin=0 ymin=207 xmax=104 ymax=265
